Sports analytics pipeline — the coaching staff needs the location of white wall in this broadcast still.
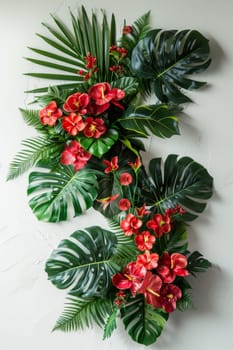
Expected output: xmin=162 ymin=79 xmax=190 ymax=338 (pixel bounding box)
xmin=0 ymin=0 xmax=233 ymax=349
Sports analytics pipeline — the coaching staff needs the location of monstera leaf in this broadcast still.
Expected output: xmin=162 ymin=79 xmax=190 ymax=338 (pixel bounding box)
xmin=143 ymin=154 xmax=213 ymax=221
xmin=27 ymin=165 xmax=99 ymax=222
xmin=131 ymin=29 xmax=211 ymax=104
xmin=119 ymin=104 xmax=179 ymax=138
xmin=121 ymin=295 xmax=168 ymax=346
xmin=45 ymin=226 xmax=136 ymax=297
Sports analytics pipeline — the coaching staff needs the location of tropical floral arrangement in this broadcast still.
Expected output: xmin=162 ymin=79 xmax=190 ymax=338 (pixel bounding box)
xmin=8 ymin=6 xmax=214 ymax=346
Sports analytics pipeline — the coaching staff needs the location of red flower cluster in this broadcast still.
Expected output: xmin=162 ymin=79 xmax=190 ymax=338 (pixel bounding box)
xmin=60 ymin=140 xmax=91 ymax=171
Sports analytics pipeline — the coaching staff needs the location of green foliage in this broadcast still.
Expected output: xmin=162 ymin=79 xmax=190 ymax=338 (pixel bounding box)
xmin=79 ymin=129 xmax=119 ymax=158
xmin=131 ymin=29 xmax=211 ymax=104
xmin=103 ymin=307 xmax=118 ymax=339
xmin=45 ymin=225 xmax=136 ymax=297
xmin=119 ymin=104 xmax=180 ymax=138
xmin=53 ymin=294 xmax=113 ymax=331
xmin=188 ymin=251 xmax=212 ymax=276
xmin=19 ymin=108 xmax=44 ymax=132
xmin=176 ymin=290 xmax=193 ymax=312
xmin=28 ymin=165 xmax=99 ymax=222
xmin=144 ymin=154 xmax=213 ymax=221
xmin=121 ymin=295 xmax=169 ymax=346
xmin=7 ymin=136 xmax=63 ymax=180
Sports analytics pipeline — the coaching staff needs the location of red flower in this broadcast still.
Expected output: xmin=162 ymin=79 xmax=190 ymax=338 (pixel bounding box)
xmin=120 ymin=213 xmax=142 ymax=236
xmin=83 ymin=117 xmax=106 ymax=138
xmin=89 ymin=82 xmax=113 ymax=106
xmin=122 ymin=25 xmax=133 ymax=34
xmin=128 ymin=157 xmax=141 ymax=171
xmin=159 ymin=283 xmax=182 ymax=313
xmin=119 ymin=172 xmax=133 ymax=186
xmin=157 ymin=252 xmax=189 ymax=283
xmin=147 ymin=213 xmax=171 ymax=237
xmin=62 ymin=113 xmax=86 ymax=136
xmin=118 ymin=198 xmax=131 ymax=211
xmin=103 ymin=156 xmax=119 ymax=173
xmin=110 ymin=88 xmax=125 ymax=110
xmin=60 ymin=140 xmax=91 ymax=171
xmin=136 ymin=251 xmax=159 ymax=270
xmin=63 ymin=92 xmax=89 ymax=114
xmin=85 ymin=52 xmax=97 ymax=69
xmin=134 ymin=231 xmax=156 ymax=251
xmin=138 ymin=271 xmax=162 ymax=308
xmin=96 ymin=193 xmax=120 ymax=210
xmin=112 ymin=262 xmax=147 ymax=297
xmin=39 ymin=101 xmax=62 ymax=126
xmin=136 ymin=204 xmax=151 ymax=217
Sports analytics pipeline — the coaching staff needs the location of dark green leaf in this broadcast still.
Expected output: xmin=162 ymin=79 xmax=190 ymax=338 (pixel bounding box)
xmin=131 ymin=29 xmax=211 ymax=104
xmin=121 ymin=295 xmax=168 ymax=346
xmin=188 ymin=251 xmax=212 ymax=276
xmin=119 ymin=104 xmax=179 ymax=138
xmin=27 ymin=165 xmax=99 ymax=222
xmin=45 ymin=226 xmax=135 ymax=297
xmin=176 ymin=290 xmax=193 ymax=311
xmin=144 ymin=155 xmax=213 ymax=221
xmin=111 ymin=77 xmax=139 ymax=95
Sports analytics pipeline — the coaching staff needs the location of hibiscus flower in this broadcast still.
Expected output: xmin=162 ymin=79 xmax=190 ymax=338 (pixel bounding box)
xmin=60 ymin=140 xmax=91 ymax=171
xmin=39 ymin=101 xmax=62 ymax=126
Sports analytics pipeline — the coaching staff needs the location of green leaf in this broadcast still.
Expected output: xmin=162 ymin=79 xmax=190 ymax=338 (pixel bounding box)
xmin=45 ymin=226 xmax=135 ymax=297
xmin=121 ymin=295 xmax=168 ymax=346
xmin=103 ymin=307 xmax=118 ymax=339
xmin=176 ymin=290 xmax=193 ymax=311
xmin=79 ymin=129 xmax=119 ymax=158
xmin=27 ymin=165 xmax=98 ymax=222
xmin=111 ymin=77 xmax=139 ymax=96
xmin=7 ymin=137 xmax=63 ymax=180
xmin=119 ymin=104 xmax=180 ymax=138
xmin=19 ymin=108 xmax=44 ymax=132
xmin=143 ymin=154 xmax=213 ymax=221
xmin=131 ymin=29 xmax=211 ymax=104
xmin=188 ymin=251 xmax=212 ymax=276
xmin=53 ymin=294 xmax=113 ymax=332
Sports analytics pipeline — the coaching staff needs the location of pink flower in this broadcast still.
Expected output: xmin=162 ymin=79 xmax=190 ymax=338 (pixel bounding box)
xmin=134 ymin=231 xmax=156 ymax=251
xmin=118 ymin=198 xmax=131 ymax=211
xmin=138 ymin=271 xmax=162 ymax=308
xmin=157 ymin=252 xmax=189 ymax=283
xmin=63 ymin=92 xmax=89 ymax=114
xmin=62 ymin=113 xmax=86 ymax=136
xmin=159 ymin=283 xmax=182 ymax=313
xmin=136 ymin=251 xmax=159 ymax=270
xmin=122 ymin=25 xmax=133 ymax=34
xmin=83 ymin=117 xmax=106 ymax=138
xmin=39 ymin=101 xmax=62 ymax=126
xmin=119 ymin=172 xmax=133 ymax=186
xmin=147 ymin=213 xmax=171 ymax=237
xmin=96 ymin=193 xmax=120 ymax=210
xmin=60 ymin=140 xmax=91 ymax=171
xmin=103 ymin=156 xmax=119 ymax=173
xmin=120 ymin=213 xmax=142 ymax=236
xmin=112 ymin=262 xmax=147 ymax=296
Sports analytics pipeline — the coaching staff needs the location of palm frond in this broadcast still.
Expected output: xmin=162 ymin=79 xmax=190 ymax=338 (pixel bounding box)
xmin=53 ymin=295 xmax=113 ymax=332
xmin=7 ymin=136 xmax=63 ymax=180
xmin=19 ymin=108 xmax=44 ymax=131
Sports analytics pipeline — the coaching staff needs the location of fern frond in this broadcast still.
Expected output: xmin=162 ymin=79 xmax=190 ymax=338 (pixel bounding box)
xmin=19 ymin=108 xmax=46 ymax=132
xmin=53 ymin=295 xmax=113 ymax=332
xmin=7 ymin=136 xmax=64 ymax=180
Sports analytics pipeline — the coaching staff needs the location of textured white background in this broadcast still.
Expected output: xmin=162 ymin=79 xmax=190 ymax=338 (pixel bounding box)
xmin=1 ymin=0 xmax=233 ymax=349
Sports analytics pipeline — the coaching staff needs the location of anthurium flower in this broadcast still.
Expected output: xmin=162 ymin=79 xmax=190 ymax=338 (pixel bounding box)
xmin=118 ymin=198 xmax=131 ymax=211
xmin=96 ymin=193 xmax=120 ymax=210
xmin=83 ymin=117 xmax=106 ymax=138
xmin=138 ymin=271 xmax=162 ymax=308
xmin=119 ymin=172 xmax=133 ymax=186
xmin=89 ymin=82 xmax=114 ymax=106
xmin=60 ymin=140 xmax=91 ymax=171
xmin=136 ymin=250 xmax=159 ymax=270
xmin=159 ymin=283 xmax=182 ymax=313
xmin=120 ymin=213 xmax=142 ymax=236
xmin=134 ymin=230 xmax=156 ymax=251
xmin=63 ymin=92 xmax=89 ymax=114
xmin=112 ymin=262 xmax=147 ymax=296
xmin=147 ymin=213 xmax=171 ymax=237
xmin=103 ymin=156 xmax=119 ymax=173
xmin=39 ymin=101 xmax=62 ymax=126
xmin=62 ymin=113 xmax=86 ymax=136
xmin=157 ymin=252 xmax=189 ymax=283
xmin=110 ymin=88 xmax=125 ymax=110
xmin=136 ymin=204 xmax=151 ymax=217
